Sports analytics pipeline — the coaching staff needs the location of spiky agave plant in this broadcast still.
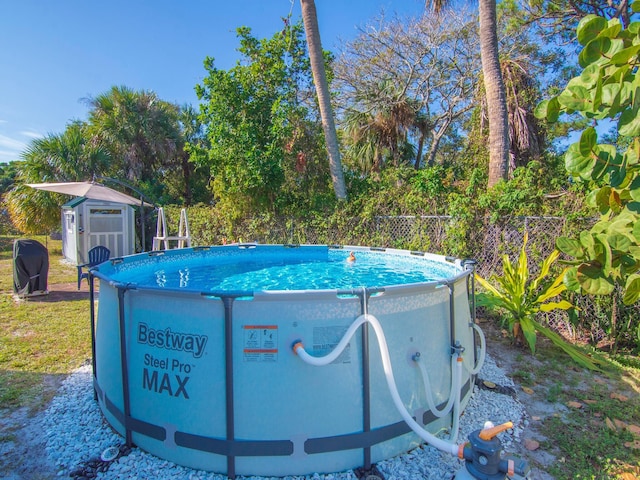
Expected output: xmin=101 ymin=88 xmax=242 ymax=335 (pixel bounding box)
xmin=475 ymin=233 xmax=604 ymax=371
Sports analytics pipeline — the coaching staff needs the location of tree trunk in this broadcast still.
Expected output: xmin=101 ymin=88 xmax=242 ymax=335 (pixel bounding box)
xmin=425 ymin=131 xmax=442 ymax=167
xmin=426 ymin=117 xmax=452 ymax=167
xmin=479 ymin=0 xmax=509 ymax=188
xmin=300 ymin=0 xmax=348 ymax=200
xmin=414 ymin=134 xmax=425 ymax=170
xmin=181 ymin=151 xmax=193 ymax=206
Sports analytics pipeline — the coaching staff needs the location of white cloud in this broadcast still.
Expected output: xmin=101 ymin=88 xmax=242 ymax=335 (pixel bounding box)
xmin=20 ymin=130 xmax=43 ymax=139
xmin=0 ymin=134 xmax=28 ymax=163
xmin=0 ymin=134 xmax=26 ymax=151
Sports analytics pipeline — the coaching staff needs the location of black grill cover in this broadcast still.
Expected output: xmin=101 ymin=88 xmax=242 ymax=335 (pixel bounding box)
xmin=13 ymin=239 xmax=49 ymax=295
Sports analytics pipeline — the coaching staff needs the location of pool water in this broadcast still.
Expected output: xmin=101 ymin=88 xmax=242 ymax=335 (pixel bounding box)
xmin=115 ymin=250 xmax=458 ymax=292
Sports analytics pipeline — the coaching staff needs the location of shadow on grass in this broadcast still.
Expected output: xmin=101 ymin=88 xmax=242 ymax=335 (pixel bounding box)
xmin=15 ymin=283 xmax=96 ymax=303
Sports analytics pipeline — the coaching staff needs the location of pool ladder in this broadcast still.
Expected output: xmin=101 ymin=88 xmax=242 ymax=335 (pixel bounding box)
xmin=152 ymin=207 xmax=191 ymax=251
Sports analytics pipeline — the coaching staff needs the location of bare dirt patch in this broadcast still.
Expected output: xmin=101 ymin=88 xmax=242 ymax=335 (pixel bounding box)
xmin=0 ymin=376 xmax=62 ymax=480
xmin=481 ymin=320 xmax=558 ymax=479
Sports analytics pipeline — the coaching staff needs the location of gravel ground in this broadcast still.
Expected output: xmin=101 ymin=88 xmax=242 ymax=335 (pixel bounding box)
xmin=38 ymin=353 xmax=528 ymax=480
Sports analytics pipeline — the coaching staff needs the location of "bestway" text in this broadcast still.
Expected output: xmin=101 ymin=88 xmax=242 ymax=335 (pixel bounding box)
xmin=137 ymin=323 xmax=208 ymax=358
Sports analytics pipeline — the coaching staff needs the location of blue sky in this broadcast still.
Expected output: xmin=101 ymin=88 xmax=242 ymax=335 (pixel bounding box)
xmin=0 ymin=0 xmax=428 ymax=164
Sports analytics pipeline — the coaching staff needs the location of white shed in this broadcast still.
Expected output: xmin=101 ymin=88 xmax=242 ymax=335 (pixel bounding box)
xmin=61 ymin=197 xmax=136 ymax=265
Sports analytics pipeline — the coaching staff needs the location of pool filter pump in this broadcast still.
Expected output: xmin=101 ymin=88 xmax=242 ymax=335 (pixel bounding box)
xmin=455 ymin=422 xmax=530 ymax=480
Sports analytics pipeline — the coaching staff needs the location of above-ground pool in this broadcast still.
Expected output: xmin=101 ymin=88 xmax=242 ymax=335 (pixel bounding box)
xmin=90 ymin=244 xmax=482 ymax=477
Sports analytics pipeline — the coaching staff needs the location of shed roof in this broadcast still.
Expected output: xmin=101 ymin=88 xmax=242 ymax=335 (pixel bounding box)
xmin=62 ymin=197 xmax=135 ymax=209
xmin=62 ymin=197 xmax=87 ymax=208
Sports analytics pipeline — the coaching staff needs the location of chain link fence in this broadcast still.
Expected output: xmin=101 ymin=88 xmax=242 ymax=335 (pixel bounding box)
xmin=374 ymin=215 xmax=638 ymax=348
xmin=4 ymin=208 xmax=635 ymax=348
xmin=146 ymin=208 xmax=640 ymax=349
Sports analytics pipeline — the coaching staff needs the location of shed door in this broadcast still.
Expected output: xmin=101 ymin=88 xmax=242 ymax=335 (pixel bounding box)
xmin=87 ymin=207 xmax=127 ymax=258
xmin=62 ymin=210 xmax=77 ymax=263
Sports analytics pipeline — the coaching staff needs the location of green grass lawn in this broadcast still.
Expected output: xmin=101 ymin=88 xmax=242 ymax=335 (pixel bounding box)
xmin=0 ymin=236 xmax=91 ymax=409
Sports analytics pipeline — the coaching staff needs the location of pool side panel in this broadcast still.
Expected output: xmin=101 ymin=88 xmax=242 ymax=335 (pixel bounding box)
xmin=95 ymin=283 xmax=125 ymax=434
xmin=366 ymin=285 xmax=455 ymax=462
xmin=93 ymin=247 xmax=476 ymax=477
xmin=98 ymin=285 xmax=229 ymax=473
xmin=232 ymin=293 xmax=364 ymax=476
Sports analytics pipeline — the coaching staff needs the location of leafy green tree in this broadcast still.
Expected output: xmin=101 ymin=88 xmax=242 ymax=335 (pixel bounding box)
xmin=0 ymin=161 xmax=19 ymax=195
xmin=86 ymin=86 xmax=183 ymax=202
xmin=0 ymin=161 xmax=21 ymax=234
xmin=536 ymin=9 xmax=640 ymax=305
xmin=335 ymin=12 xmax=479 ymax=174
xmin=516 ymin=0 xmax=633 ymax=44
xmin=195 ymin=22 xmax=331 ymax=218
xmin=162 ymin=104 xmax=212 ymax=206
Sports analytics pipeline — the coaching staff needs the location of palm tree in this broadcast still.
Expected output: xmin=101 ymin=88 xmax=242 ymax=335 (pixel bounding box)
xmin=6 ymin=122 xmax=111 ymax=234
xmin=300 ymin=0 xmax=348 ymax=200
xmin=342 ymin=82 xmax=419 ymax=174
xmin=479 ymin=0 xmax=509 ymax=187
xmin=426 ymin=0 xmax=509 ymax=188
xmin=172 ymin=104 xmax=213 ymax=205
xmin=502 ymin=58 xmax=543 ymax=172
xmin=5 ymin=184 xmax=61 ymax=234
xmin=20 ymin=121 xmax=110 ymax=182
xmin=86 ymin=86 xmax=182 ymax=189
xmin=475 ymin=57 xmax=545 ymax=176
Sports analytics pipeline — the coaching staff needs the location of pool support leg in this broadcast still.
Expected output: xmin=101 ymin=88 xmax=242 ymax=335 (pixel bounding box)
xmin=360 ymin=290 xmax=372 ymax=471
xmin=89 ymin=273 xmax=97 ymax=401
xmin=117 ymin=286 xmax=133 ymax=447
xmin=447 ymin=281 xmax=458 ymax=437
xmin=223 ymin=296 xmax=236 ymax=480
xmin=462 ymin=259 xmax=479 ymax=370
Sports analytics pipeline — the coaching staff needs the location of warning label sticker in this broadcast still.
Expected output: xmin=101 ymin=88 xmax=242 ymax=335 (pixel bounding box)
xmin=243 ymin=325 xmax=278 ymax=362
